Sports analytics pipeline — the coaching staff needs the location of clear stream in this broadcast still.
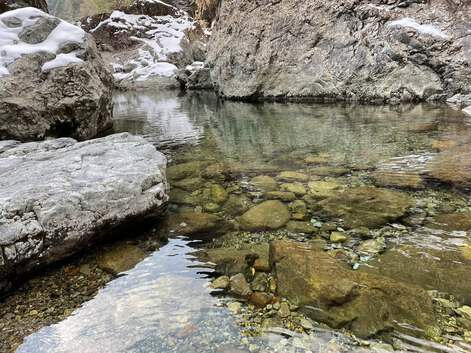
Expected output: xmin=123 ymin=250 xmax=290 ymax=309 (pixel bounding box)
xmin=15 ymin=91 xmax=471 ymax=352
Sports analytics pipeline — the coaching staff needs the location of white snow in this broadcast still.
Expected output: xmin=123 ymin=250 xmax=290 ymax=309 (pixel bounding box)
xmin=387 ymin=17 xmax=449 ymax=39
xmin=0 ymin=7 xmax=85 ymax=77
xmin=93 ymin=9 xmax=195 ymax=83
xmin=185 ymin=61 xmax=204 ymax=72
xmin=42 ymin=53 xmax=83 ymax=71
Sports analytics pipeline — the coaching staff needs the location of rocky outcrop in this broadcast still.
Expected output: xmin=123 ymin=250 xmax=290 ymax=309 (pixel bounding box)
xmin=0 ymin=0 xmax=48 ymax=14
xmin=270 ymin=240 xmax=436 ymax=338
xmin=80 ymin=0 xmax=208 ymax=90
xmin=0 ymin=133 xmax=168 ymax=292
xmin=0 ymin=7 xmax=113 ymax=141
xmin=208 ymin=0 xmax=471 ymax=103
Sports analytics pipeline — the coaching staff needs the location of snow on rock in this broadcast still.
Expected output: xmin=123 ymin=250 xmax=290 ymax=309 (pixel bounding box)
xmin=0 ymin=7 xmax=86 ymax=76
xmin=81 ymin=1 xmax=207 ymax=89
xmin=95 ymin=10 xmax=194 ymax=85
xmin=387 ymin=17 xmax=449 ymax=40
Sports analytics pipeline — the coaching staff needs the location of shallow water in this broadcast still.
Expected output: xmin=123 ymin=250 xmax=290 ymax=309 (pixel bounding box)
xmin=15 ymin=91 xmax=471 ymax=352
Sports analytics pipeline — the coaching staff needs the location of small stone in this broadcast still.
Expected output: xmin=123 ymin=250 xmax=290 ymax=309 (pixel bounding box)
xmin=357 ymin=238 xmax=386 ymax=255
xmin=212 ymin=276 xmax=230 ymax=290
xmin=227 ymin=301 xmax=242 ymax=314
xmin=239 ymin=200 xmax=291 ymax=231
xmin=29 ymin=310 xmax=39 ymax=316
xmin=286 ymin=221 xmax=316 ymax=234
xmin=299 ymin=318 xmax=314 ymax=330
xmin=203 ymin=202 xmax=221 ymax=212
xmin=281 ymin=182 xmax=306 ymax=196
xmin=97 ymin=243 xmax=146 ymax=275
xmin=330 ymin=231 xmax=347 ymax=243
xmin=230 ymin=273 xmax=252 ymax=297
xmin=308 ymin=180 xmax=342 ymax=199
xmin=249 ymin=292 xmax=273 ymax=308
xmin=278 ymin=302 xmax=291 ymax=318
xmin=210 ymin=184 xmax=229 ymax=204
xmin=277 ymin=171 xmax=309 ymax=182
xmin=265 ymin=191 xmax=296 ymax=202
xmin=250 ymin=175 xmax=278 ymax=191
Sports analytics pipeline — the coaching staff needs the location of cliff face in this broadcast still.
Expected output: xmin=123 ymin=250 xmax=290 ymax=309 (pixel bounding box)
xmin=207 ymin=0 xmax=471 ymax=103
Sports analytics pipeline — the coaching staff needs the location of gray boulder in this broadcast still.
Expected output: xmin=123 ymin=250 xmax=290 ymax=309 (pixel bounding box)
xmin=208 ymin=0 xmax=471 ymax=103
xmin=0 ymin=133 xmax=168 ymax=292
xmin=0 ymin=7 xmax=113 ymax=142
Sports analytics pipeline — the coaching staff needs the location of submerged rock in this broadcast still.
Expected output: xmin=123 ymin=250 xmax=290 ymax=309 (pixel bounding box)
xmin=0 ymin=8 xmax=113 ymax=142
xmin=0 ymin=133 xmax=168 ymax=291
xmin=270 ymin=240 xmax=436 ymax=338
xmin=208 ymin=0 xmax=470 ymax=102
xmin=428 ymin=144 xmax=471 ymax=188
xmin=239 ymin=201 xmax=290 ymax=231
xmin=166 ymin=212 xmax=231 ymax=237
xmin=319 ymin=186 xmax=413 ymax=229
xmin=97 ymin=243 xmax=146 ymax=275
xmin=250 ymin=175 xmax=278 ymax=191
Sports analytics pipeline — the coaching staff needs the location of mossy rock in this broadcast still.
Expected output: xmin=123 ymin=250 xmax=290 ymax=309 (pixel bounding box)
xmin=223 ymin=194 xmax=252 ymax=216
xmin=319 ymin=186 xmax=413 ymax=229
xmin=167 ymin=161 xmax=209 ymax=181
xmin=250 ymin=175 xmax=278 ymax=191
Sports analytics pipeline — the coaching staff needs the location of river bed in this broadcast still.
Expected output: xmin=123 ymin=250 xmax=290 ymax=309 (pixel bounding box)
xmin=3 ymin=91 xmax=471 ymax=353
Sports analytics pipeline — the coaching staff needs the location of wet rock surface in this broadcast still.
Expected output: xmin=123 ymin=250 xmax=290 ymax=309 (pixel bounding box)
xmin=0 ymin=8 xmax=113 ymax=141
xmin=318 ymin=186 xmax=413 ymax=229
xmin=0 ymin=133 xmax=168 ymax=292
xmin=270 ymin=240 xmax=436 ymax=338
xmin=208 ymin=0 xmax=471 ymax=103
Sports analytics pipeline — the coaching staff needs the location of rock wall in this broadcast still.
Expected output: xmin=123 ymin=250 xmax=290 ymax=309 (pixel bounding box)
xmin=207 ymin=0 xmax=471 ymax=103
xmin=0 ymin=7 xmax=114 ymax=141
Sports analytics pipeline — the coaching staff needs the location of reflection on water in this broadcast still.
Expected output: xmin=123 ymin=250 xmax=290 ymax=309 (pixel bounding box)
xmin=112 ymin=91 xmax=469 ymax=168
xmin=16 ymin=91 xmax=471 ymax=353
xmin=16 ymin=239 xmax=376 ymax=353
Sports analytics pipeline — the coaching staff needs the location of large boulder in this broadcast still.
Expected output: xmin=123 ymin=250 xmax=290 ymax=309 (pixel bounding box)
xmin=0 ymin=7 xmax=113 ymax=142
xmin=270 ymin=240 xmax=436 ymax=338
xmin=0 ymin=0 xmax=48 ymax=14
xmin=208 ymin=0 xmax=471 ymax=103
xmin=0 ymin=133 xmax=168 ymax=292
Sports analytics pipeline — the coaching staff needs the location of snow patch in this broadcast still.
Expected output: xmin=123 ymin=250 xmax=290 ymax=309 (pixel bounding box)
xmin=463 ymin=106 xmax=471 ymax=116
xmin=388 ymin=17 xmax=449 ymax=39
xmin=95 ymin=10 xmax=195 ymax=83
xmin=0 ymin=7 xmax=85 ymax=77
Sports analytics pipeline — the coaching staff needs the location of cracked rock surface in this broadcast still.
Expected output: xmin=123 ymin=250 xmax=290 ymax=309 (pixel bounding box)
xmin=208 ymin=0 xmax=471 ymax=103
xmin=0 ymin=133 xmax=168 ymax=292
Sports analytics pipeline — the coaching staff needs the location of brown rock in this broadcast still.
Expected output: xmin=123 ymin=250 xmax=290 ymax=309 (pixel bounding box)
xmin=270 ymin=240 xmax=436 ymax=338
